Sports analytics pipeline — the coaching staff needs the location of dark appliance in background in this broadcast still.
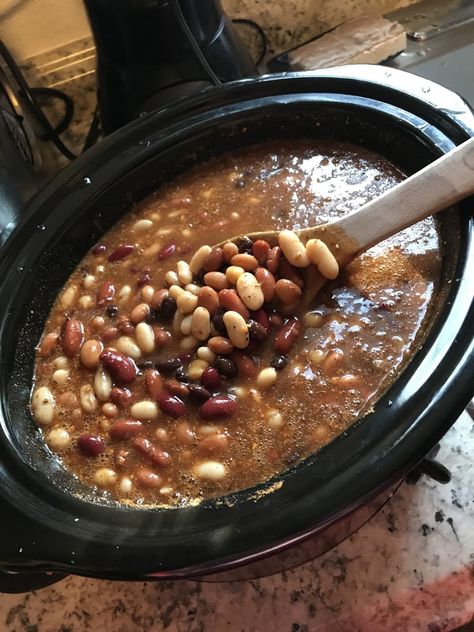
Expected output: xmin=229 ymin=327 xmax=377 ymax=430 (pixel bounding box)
xmin=83 ymin=0 xmax=258 ymax=133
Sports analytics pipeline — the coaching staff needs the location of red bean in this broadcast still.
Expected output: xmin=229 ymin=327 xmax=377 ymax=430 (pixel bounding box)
xmin=92 ymin=243 xmax=106 ymax=256
xmin=252 ymin=239 xmax=270 ymax=265
xmin=96 ymin=280 xmax=116 ymax=307
xmin=163 ymin=379 xmax=189 ymax=399
xmin=145 ymin=369 xmax=162 ymax=400
xmin=157 ymin=392 xmax=187 ymax=417
xmin=279 ymin=258 xmax=304 ymax=288
xmin=201 ymin=367 xmax=221 ymax=390
xmin=203 ymin=247 xmax=223 ymax=272
xmin=77 ymin=434 xmax=105 ymax=457
xmin=133 ymin=437 xmax=170 ymax=467
xmin=218 ymin=289 xmax=250 ymax=319
xmin=136 ymin=469 xmax=163 ymax=488
xmin=274 ymin=317 xmax=301 ymax=354
xmin=275 ymin=278 xmax=302 ymax=304
xmin=251 ymin=308 xmax=270 ymax=330
xmin=110 ymin=386 xmax=133 ymax=408
xmin=197 ymin=286 xmax=220 ymax=314
xmin=110 ymin=420 xmax=144 ymax=440
xmin=100 ymin=349 xmax=137 ymax=384
xmin=108 ymin=244 xmax=134 ymax=262
xmin=230 ymin=351 xmax=258 ymax=378
xmin=175 ymin=421 xmax=196 ymax=445
xmin=101 ymin=326 xmax=118 ymax=342
xmin=255 ymin=267 xmax=276 ymax=303
xmin=266 ymin=246 xmax=282 ymax=274
xmin=61 ymin=318 xmax=84 ymax=357
xmin=157 ymin=242 xmax=177 ymax=261
xmin=199 ymin=395 xmax=237 ymax=420
xmin=153 ymin=327 xmax=172 ymax=348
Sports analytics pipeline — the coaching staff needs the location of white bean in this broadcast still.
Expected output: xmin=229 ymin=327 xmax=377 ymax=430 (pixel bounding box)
xmin=279 ymin=230 xmax=310 ymax=267
xmin=177 ymin=291 xmax=198 ymax=314
xmin=118 ymin=284 xmax=132 ymax=300
xmin=266 ymin=409 xmax=284 ymax=429
xmin=83 ymin=274 xmax=95 ymax=289
xmin=60 ymin=285 xmax=77 ymax=309
xmin=46 ymin=427 xmax=70 ymax=450
xmin=257 ymin=367 xmax=277 ymax=389
xmin=79 ymin=295 xmax=94 ymax=309
xmin=119 ymin=477 xmax=133 ymax=493
xmin=305 ymin=239 xmax=339 ymax=280
xmin=94 ymin=366 xmax=112 ymax=402
xmin=133 ymin=219 xmax=153 ymax=233
xmin=168 ymin=284 xmax=186 ymax=300
xmin=195 ymin=461 xmax=227 ymax=481
xmin=116 ymin=336 xmax=142 ymax=360
xmin=173 ymin=311 xmax=184 ymax=336
xmin=80 ymin=384 xmax=97 ymax=412
xmin=31 ymin=386 xmax=55 ymax=425
xmin=179 ymin=335 xmax=199 ymax=351
xmin=226 ymin=265 xmax=245 ymax=285
xmin=197 ymin=346 xmax=216 ymax=364
xmin=188 ymin=359 xmax=209 ymax=381
xmin=189 ymin=245 xmax=212 ymax=274
xmin=52 ymin=369 xmax=69 ymax=386
xmin=184 ymin=283 xmax=200 ymax=296
xmin=94 ymin=468 xmax=117 ymax=486
xmin=177 ymin=260 xmax=193 ymax=285
xmin=223 ymin=311 xmax=249 ymax=349
xmin=135 ymin=322 xmax=155 ymax=354
xmin=165 ymin=270 xmax=180 ymax=287
xmin=236 ymin=272 xmax=264 ymax=310
xmin=53 ymin=356 xmax=68 ymax=369
xmin=131 ymin=400 xmax=158 ymax=420
xmin=180 ymin=314 xmax=193 ymax=335
xmin=191 ymin=307 xmax=211 ymax=341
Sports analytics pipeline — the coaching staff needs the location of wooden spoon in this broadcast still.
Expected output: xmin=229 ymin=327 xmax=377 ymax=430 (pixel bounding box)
xmin=218 ymin=137 xmax=474 ymax=307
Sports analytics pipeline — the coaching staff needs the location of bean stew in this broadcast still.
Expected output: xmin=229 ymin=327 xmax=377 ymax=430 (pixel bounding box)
xmin=31 ymin=140 xmax=441 ymax=507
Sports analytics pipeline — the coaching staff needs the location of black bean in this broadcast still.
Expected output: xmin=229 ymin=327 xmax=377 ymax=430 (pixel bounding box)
xmin=270 ymin=354 xmax=289 ymax=371
xmin=212 ymin=309 xmax=226 ymax=334
xmin=155 ymin=356 xmax=182 ymax=373
xmin=248 ymin=319 xmax=268 ymax=343
xmin=237 ymin=236 xmax=253 ymax=254
xmin=137 ymin=360 xmax=154 ymax=370
xmin=145 ymin=309 xmax=158 ymax=324
xmin=106 ymin=305 xmax=119 ymax=318
xmin=188 ymin=383 xmax=211 ymax=402
xmin=158 ymin=296 xmax=177 ymax=321
xmin=214 ymin=355 xmax=238 ymax=378
xmin=175 ymin=366 xmax=189 ymax=382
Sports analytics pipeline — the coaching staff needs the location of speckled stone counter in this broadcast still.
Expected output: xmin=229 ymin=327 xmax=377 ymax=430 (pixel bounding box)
xmin=1 ymin=412 xmax=473 ymax=631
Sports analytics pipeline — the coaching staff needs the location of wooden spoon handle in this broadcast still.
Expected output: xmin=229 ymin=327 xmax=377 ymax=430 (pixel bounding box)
xmin=329 ymin=137 xmax=474 ymax=256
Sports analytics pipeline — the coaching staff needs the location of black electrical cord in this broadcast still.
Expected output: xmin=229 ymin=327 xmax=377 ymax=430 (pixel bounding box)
xmin=232 ymin=18 xmax=267 ymax=65
xmin=30 ymin=86 xmax=74 ymax=135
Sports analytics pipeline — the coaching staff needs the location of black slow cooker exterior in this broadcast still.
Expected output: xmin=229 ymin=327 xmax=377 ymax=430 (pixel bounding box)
xmin=0 ymin=66 xmax=473 ymax=583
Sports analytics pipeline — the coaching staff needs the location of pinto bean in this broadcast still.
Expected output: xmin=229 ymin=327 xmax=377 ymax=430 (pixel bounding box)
xmin=231 ymin=253 xmax=258 ymax=271
xmin=151 ymin=288 xmax=169 ymax=310
xmin=275 ymin=279 xmax=302 ymax=304
xmin=144 ymin=369 xmax=162 ymax=400
xmin=136 ymin=469 xmax=163 ymax=488
xmin=254 ymin=267 xmax=276 ymax=303
xmin=203 ymin=272 xmax=229 ymax=291
xmin=218 ymin=289 xmax=250 ymax=319
xmin=130 ymin=303 xmax=150 ymax=325
xmin=197 ymin=286 xmax=219 ymax=314
xmin=80 ymin=339 xmax=103 ymax=369
xmin=274 ymin=318 xmax=301 ymax=355
xmin=222 ymin=242 xmax=239 ymax=262
xmin=176 ymin=421 xmax=196 ymax=444
xmin=208 ymin=336 xmax=234 ymax=354
xmin=61 ymin=319 xmax=84 ymax=357
xmin=38 ymin=332 xmax=59 ymax=357
xmin=163 ymin=379 xmax=189 ymax=399
xmin=199 ymin=432 xmax=229 ymax=454
xmin=266 ymin=246 xmax=282 ymax=274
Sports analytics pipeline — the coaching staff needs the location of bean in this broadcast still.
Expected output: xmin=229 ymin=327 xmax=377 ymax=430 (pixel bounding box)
xmin=116 ymin=336 xmax=142 ymax=360
xmin=274 ymin=318 xmax=301 ymax=355
xmin=155 ymin=356 xmax=182 ymax=373
xmin=136 ymin=469 xmax=163 ymax=488
xmin=212 ymin=310 xmax=226 ymax=334
xmin=188 ymin=359 xmax=209 ymax=381
xmin=223 ymin=310 xmax=249 ymax=349
xmin=158 ymin=392 xmax=187 ymax=417
xmin=91 ymin=316 xmax=105 ymax=331
xmin=79 ymin=384 xmax=98 ymax=412
xmin=266 ymin=246 xmax=282 ymax=274
xmin=266 ymin=410 xmax=284 ymax=429
xmin=189 ymin=245 xmax=213 ymax=274
xmin=237 ymin=236 xmax=253 ymax=253
xmin=208 ymin=336 xmax=234 ymax=354
xmin=151 ymin=288 xmax=169 ymax=310
xmin=164 ymin=379 xmax=189 ymax=399
xmin=203 ymin=247 xmax=223 ymax=272
xmin=230 ymin=351 xmax=257 ymax=378
xmin=94 ymin=468 xmax=117 ymax=486
xmin=269 ymin=312 xmax=283 ymax=328
xmin=225 ymin=265 xmax=245 ymax=285
xmin=230 ymin=253 xmax=258 ymax=272
xmin=156 ymin=296 xmax=176 ymax=322
xmin=309 ymin=349 xmax=326 ymax=366
xmin=185 ymin=283 xmax=201 ymax=296
xmin=222 ymin=242 xmax=239 ymax=262
xmin=306 ymin=239 xmax=339 ymax=279
xmin=188 ymin=383 xmax=211 ymax=402
xmin=46 ymin=427 xmax=70 ymax=450
xmin=94 ymin=366 xmax=113 ymax=401
xmin=119 ymin=477 xmax=133 ymax=493
xmin=257 ymin=367 xmax=277 ymax=389
xmin=180 ymin=314 xmax=192 ymax=335
xmin=199 ymin=367 xmax=219 ymax=390
xmin=108 ymin=244 xmax=134 ymax=262
xmin=57 ymin=391 xmax=78 ymax=409
xmin=38 ymin=332 xmax=59 ymax=357
xmin=191 ymin=307 xmax=211 ymax=341
xmin=165 ymin=270 xmax=180 ymax=286
xmin=79 ymin=295 xmax=94 ymax=309
xmin=236 ymin=272 xmax=264 ymax=310
xmin=199 ymin=395 xmax=237 ymax=420
xmin=177 ymin=291 xmax=198 ymax=315
xmin=133 ymin=218 xmax=153 ymax=233
xmin=279 ymin=258 xmax=304 ymax=288
xmin=176 ymin=421 xmax=196 ymax=444
xmin=203 ymin=271 xmax=229 ymax=291
xmin=52 ymin=369 xmax=69 ymax=386
xmin=153 ymin=325 xmax=171 ymax=347
xmin=83 ymin=274 xmax=96 ymax=289
xmin=177 ymin=260 xmax=193 ymax=285
xmin=110 ymin=420 xmax=144 ymax=439
xmin=116 ymin=316 xmax=133 ymax=335
xmin=278 ymin=230 xmax=310 ymax=267
xmin=61 ymin=319 xmax=84 ymax=358
xmin=78 ymin=433 xmax=105 ymax=457
xmin=218 ymin=289 xmax=250 ymax=319
xmin=100 ymin=349 xmax=137 ymax=384
xmin=270 ymin=354 xmax=289 ymax=371
xmin=133 ymin=437 xmax=170 ymax=467
xmin=275 ymin=278 xmax=302 ymax=304
xmin=195 ymin=461 xmax=227 ymax=480
xmin=53 ymin=356 xmax=68 ymax=369
xmin=97 ymin=280 xmax=116 ymax=307
xmin=60 ymin=285 xmax=78 ymax=309
xmin=321 ymin=349 xmax=344 ymax=373
xmin=92 ymin=243 xmax=106 ymax=256
xmin=197 ymin=346 xmax=216 ymax=364
xmin=304 ymin=312 xmax=323 ymax=328
xmin=199 ymin=433 xmax=229 ymax=454
xmin=252 ymin=239 xmax=270 ymax=264
xmin=213 ymin=355 xmax=237 ymax=378
xmin=168 ymin=284 xmax=185 ymax=301
xmin=102 ymin=402 xmax=118 ymax=417
xmin=196 ymin=286 xmax=219 ymax=315
xmin=130 ymin=303 xmax=150 ymax=325
xmin=180 ymin=335 xmax=199 ymax=351
xmin=157 ymin=242 xmax=177 ymax=261
xmin=248 ymin=320 xmax=268 ymax=343
xmin=254 ymin=267 xmax=276 ymax=303
xmin=131 ymin=400 xmax=158 ymax=420
xmin=135 ymin=322 xmax=155 ymax=354
xmin=80 ymin=339 xmax=103 ymax=369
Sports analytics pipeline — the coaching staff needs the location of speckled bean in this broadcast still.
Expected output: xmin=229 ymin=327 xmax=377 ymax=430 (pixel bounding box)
xmin=236 ymin=272 xmax=264 ymax=310
xmin=223 ymin=310 xmax=249 ymax=349
xmin=191 ymin=307 xmax=211 ymax=341
xmin=31 ymin=386 xmax=55 ymax=425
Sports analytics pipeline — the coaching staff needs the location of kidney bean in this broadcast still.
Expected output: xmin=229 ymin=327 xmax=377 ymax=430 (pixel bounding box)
xmin=275 ymin=278 xmax=302 ymax=304
xmin=230 ymin=350 xmax=258 ymax=378
xmin=77 ymin=433 xmax=105 ymax=457
xmin=208 ymin=336 xmax=234 ymax=354
xmin=274 ymin=317 xmax=301 ymax=355
xmin=188 ymin=383 xmax=211 ymax=402
xmin=110 ymin=420 xmax=144 ymax=440
xmin=108 ymin=244 xmax=134 ymax=262
xmin=80 ymin=339 xmax=103 ymax=369
xmin=110 ymin=386 xmax=133 ymax=408
xmin=96 ymin=281 xmax=115 ymax=307
xmin=199 ymin=432 xmax=229 ymax=454
xmin=214 ymin=355 xmax=238 ymax=378
xmin=155 ymin=356 xmax=181 ymax=373
xmin=144 ymin=369 xmax=162 ymax=400
xmin=251 ymin=308 xmax=270 ymax=331
xmin=204 ymin=271 xmax=229 ymax=291
xmin=279 ymin=258 xmax=304 ymax=288
xmin=252 ymin=239 xmax=270 ymax=264
xmin=270 ymin=354 xmax=289 ymax=371
xmin=38 ymin=332 xmax=59 ymax=357
xmin=156 ymin=242 xmax=177 ymax=261
xmin=130 ymin=303 xmax=150 ymax=325
xmin=248 ymin=320 xmax=268 ymax=343
xmin=101 ymin=326 xmax=119 ymax=342
xmin=176 ymin=421 xmax=196 ymax=445
xmin=222 ymin=242 xmax=239 ymax=262
xmin=100 ymin=349 xmax=137 ymax=384
xmin=200 ymin=367 xmax=221 ymax=390
xmin=133 ymin=437 xmax=170 ymax=467
xmin=197 ymin=286 xmax=219 ymax=314
xmin=157 ymin=296 xmax=177 ymax=321
xmin=199 ymin=395 xmax=238 ymax=420
xmin=212 ymin=309 xmax=227 ymax=334
xmin=164 ymin=379 xmax=189 ymax=399
xmin=237 ymin=236 xmax=253 ymax=254
xmin=266 ymin=246 xmax=282 ymax=274
xmin=117 ymin=316 xmax=134 ymax=336
xmin=203 ymin=247 xmax=223 ymax=272
xmin=157 ymin=392 xmax=187 ymax=417
xmin=218 ymin=289 xmax=249 ymax=319
xmin=137 ymin=272 xmax=151 ymax=287
xmin=153 ymin=327 xmax=172 ymax=348
xmin=61 ymin=318 xmax=84 ymax=357
xmin=151 ymin=288 xmax=169 ymax=310
xmin=92 ymin=243 xmax=106 ymax=256
xmin=254 ymin=267 xmax=276 ymax=304
xmin=136 ymin=469 xmax=163 ymax=488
